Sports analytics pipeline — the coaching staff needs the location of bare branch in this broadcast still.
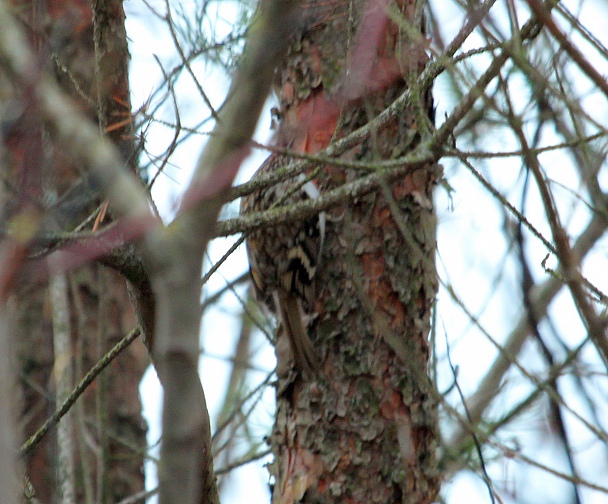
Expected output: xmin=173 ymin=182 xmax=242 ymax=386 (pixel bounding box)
xmin=21 ymin=328 xmax=141 ymax=456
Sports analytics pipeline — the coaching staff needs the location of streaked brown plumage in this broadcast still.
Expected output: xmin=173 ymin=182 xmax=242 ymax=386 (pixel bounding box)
xmin=240 ymin=154 xmax=325 ymax=373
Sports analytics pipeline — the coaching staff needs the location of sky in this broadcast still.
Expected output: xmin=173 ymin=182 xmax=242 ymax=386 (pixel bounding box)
xmin=124 ymin=0 xmax=608 ymax=502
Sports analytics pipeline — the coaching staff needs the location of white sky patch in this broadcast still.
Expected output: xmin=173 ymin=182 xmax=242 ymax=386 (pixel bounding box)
xmin=124 ymin=0 xmax=608 ymax=502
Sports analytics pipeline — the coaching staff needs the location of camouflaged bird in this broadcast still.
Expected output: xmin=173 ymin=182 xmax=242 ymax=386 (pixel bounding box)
xmin=240 ymin=154 xmax=325 ymax=373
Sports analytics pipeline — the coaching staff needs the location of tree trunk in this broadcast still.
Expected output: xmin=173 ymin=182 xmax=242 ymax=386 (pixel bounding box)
xmin=269 ymin=1 xmax=439 ymax=502
xmin=5 ymin=0 xmax=149 ymax=501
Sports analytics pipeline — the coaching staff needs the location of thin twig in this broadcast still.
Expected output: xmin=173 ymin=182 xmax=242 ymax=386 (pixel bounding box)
xmin=20 ymin=328 xmax=141 ymax=456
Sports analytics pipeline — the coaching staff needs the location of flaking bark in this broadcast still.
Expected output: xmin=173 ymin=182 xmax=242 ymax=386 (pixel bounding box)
xmin=267 ymin=1 xmax=440 ymax=502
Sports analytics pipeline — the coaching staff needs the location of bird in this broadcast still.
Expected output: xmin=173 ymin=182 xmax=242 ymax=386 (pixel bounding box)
xmin=240 ymin=153 xmax=325 ymax=374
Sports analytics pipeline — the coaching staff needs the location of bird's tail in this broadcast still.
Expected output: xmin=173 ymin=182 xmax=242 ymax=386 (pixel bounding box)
xmin=278 ymin=292 xmax=318 ymax=374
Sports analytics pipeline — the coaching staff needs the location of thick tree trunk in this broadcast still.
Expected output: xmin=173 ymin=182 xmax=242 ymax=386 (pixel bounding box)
xmin=4 ymin=0 xmax=149 ymax=501
xmin=269 ymin=1 xmax=439 ymax=502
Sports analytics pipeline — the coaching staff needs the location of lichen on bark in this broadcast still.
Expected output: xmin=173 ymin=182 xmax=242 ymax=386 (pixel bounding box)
xmin=267 ymin=1 xmax=440 ymax=503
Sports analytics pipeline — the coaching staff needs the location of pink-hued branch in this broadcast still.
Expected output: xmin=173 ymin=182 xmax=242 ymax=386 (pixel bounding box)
xmin=148 ymin=1 xmax=304 ymax=503
xmin=0 ymin=0 xmax=158 ymax=296
xmin=342 ymin=0 xmax=401 ymax=101
xmin=286 ymin=0 xmax=430 ymax=154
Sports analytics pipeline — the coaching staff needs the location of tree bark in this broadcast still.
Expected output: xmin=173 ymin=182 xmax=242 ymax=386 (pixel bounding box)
xmin=4 ymin=0 xmax=149 ymax=501
xmin=269 ymin=1 xmax=440 ymax=502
